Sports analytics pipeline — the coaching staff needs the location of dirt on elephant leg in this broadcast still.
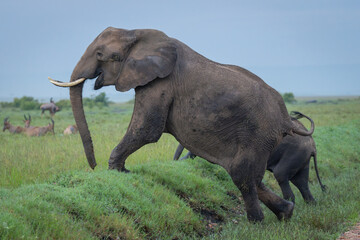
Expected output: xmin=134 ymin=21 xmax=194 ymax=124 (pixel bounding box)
xmin=230 ymin=173 xmax=264 ymax=222
xmin=226 ymin=150 xmax=269 ymax=222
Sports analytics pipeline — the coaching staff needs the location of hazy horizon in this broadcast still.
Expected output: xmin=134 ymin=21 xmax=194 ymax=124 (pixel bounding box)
xmin=1 ymin=1 xmax=359 ymax=101
xmin=1 ymin=91 xmax=358 ymax=104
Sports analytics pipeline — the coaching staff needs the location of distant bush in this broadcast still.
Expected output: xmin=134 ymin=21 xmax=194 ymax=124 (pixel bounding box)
xmin=0 ymin=101 xmax=14 ymax=108
xmin=282 ymin=92 xmax=296 ymax=103
xmin=0 ymin=93 xmax=110 ymax=110
xmin=10 ymin=96 xmax=41 ymax=110
xmin=56 ymin=99 xmax=71 ymax=109
xmin=83 ymin=92 xmax=109 ymax=109
xmin=93 ymin=92 xmax=109 ymax=106
xmin=126 ymin=98 xmax=135 ymax=104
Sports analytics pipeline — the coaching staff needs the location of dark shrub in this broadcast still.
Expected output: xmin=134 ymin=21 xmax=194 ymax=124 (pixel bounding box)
xmin=282 ymin=92 xmax=296 ymax=104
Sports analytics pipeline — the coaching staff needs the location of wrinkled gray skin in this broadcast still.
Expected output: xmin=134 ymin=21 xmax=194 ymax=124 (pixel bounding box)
xmin=58 ymin=27 xmax=315 ymax=222
xmin=174 ymin=112 xmax=326 ymax=203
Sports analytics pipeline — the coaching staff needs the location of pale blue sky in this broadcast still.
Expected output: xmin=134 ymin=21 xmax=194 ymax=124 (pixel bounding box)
xmin=0 ymin=0 xmax=359 ymax=102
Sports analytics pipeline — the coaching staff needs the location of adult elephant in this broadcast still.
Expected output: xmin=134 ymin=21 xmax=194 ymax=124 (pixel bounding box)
xmin=50 ymin=27 xmax=314 ymax=222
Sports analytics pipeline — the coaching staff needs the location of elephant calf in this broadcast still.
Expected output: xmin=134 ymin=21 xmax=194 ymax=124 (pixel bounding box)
xmin=174 ymin=112 xmax=327 ymax=203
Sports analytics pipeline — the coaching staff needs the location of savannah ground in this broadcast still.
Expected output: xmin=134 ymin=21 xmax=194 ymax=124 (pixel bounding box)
xmin=0 ymin=97 xmax=359 ymax=239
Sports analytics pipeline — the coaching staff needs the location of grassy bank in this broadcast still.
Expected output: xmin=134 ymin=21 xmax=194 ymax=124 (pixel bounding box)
xmin=0 ymin=98 xmax=359 ymax=239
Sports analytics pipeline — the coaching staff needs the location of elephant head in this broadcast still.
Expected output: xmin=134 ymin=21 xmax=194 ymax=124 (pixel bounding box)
xmin=50 ymin=28 xmax=177 ymax=169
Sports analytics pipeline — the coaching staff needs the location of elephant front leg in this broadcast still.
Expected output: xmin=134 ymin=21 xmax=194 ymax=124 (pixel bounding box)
xmin=108 ymin=86 xmax=172 ymax=172
xmin=257 ymin=182 xmax=294 ymax=220
xmin=108 ymin=133 xmax=147 ymax=172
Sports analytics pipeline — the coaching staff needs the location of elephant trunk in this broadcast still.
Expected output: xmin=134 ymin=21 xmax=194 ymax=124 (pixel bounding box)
xmin=69 ymin=81 xmax=97 ymax=169
xmin=50 ymin=53 xmax=98 ymax=169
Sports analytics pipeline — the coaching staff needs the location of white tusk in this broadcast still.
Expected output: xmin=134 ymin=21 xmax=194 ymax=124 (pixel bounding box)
xmin=48 ymin=77 xmax=86 ymax=87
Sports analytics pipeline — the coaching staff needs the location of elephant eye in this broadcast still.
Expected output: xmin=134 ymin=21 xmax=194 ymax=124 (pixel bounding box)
xmin=111 ymin=54 xmax=122 ymax=62
xmin=96 ymin=52 xmax=103 ymax=58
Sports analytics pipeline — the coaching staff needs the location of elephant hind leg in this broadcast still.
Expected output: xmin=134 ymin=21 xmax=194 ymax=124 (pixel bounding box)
xmin=228 ymin=150 xmax=267 ymax=222
xmin=272 ymin=153 xmax=301 ymax=203
xmin=273 ymin=170 xmax=296 ymax=203
xmin=257 ymin=182 xmax=294 ymax=220
xmin=232 ymin=177 xmax=264 ymax=222
xmin=228 ymin=149 xmax=294 ymax=222
xmin=290 ymin=165 xmax=316 ymax=203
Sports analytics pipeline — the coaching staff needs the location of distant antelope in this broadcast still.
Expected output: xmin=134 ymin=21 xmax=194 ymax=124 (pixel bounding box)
xmin=23 ymin=114 xmax=40 ymax=130
xmin=40 ymin=97 xmax=60 ymax=117
xmin=36 ymin=119 xmax=55 ymax=136
xmin=3 ymin=117 xmax=23 ymax=134
xmin=23 ymin=114 xmax=32 ymax=128
xmin=63 ymin=124 xmax=78 ymax=135
xmin=3 ymin=117 xmax=55 ymax=136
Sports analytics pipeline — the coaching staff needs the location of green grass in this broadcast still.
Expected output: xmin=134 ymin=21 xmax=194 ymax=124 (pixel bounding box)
xmin=0 ymin=98 xmax=359 ymax=239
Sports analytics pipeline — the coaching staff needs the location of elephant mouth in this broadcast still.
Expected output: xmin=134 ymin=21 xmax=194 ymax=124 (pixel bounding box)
xmin=94 ymin=72 xmax=104 ymax=90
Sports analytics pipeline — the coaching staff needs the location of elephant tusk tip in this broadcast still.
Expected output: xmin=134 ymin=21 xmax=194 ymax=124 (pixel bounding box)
xmin=48 ymin=77 xmax=60 ymax=84
xmin=48 ymin=77 xmax=86 ymax=87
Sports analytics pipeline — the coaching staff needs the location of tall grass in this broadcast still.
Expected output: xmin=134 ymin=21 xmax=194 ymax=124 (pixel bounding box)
xmin=0 ymin=98 xmax=359 ymax=239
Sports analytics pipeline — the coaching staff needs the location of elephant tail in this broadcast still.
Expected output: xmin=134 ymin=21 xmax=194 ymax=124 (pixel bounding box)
xmin=173 ymin=144 xmax=185 ymax=160
xmin=289 ymin=111 xmax=315 ymax=136
xmin=312 ymin=151 xmax=327 ymax=192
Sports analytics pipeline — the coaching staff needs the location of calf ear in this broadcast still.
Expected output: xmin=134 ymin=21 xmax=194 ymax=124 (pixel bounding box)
xmin=115 ymin=31 xmax=177 ymax=92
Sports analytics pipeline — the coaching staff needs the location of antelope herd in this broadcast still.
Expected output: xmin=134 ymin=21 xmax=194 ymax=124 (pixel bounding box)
xmin=3 ymin=98 xmax=77 ymax=137
xmin=3 ymin=116 xmax=54 ymax=136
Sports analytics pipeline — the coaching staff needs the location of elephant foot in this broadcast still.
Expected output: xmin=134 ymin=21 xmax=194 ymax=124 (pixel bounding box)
xmin=247 ymin=210 xmax=264 ymax=223
xmin=276 ymin=201 xmax=294 ymax=221
xmin=305 ymin=198 xmax=317 ymax=205
xmin=108 ymin=162 xmax=130 ymax=173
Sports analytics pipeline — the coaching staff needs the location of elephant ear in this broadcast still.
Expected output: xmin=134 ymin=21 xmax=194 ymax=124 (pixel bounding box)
xmin=116 ymin=31 xmax=177 ymax=92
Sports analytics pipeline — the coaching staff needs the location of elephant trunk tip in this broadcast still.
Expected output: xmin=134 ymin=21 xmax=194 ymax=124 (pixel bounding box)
xmin=84 ymin=147 xmax=97 ymax=170
xmin=89 ymin=161 xmax=97 ymax=170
